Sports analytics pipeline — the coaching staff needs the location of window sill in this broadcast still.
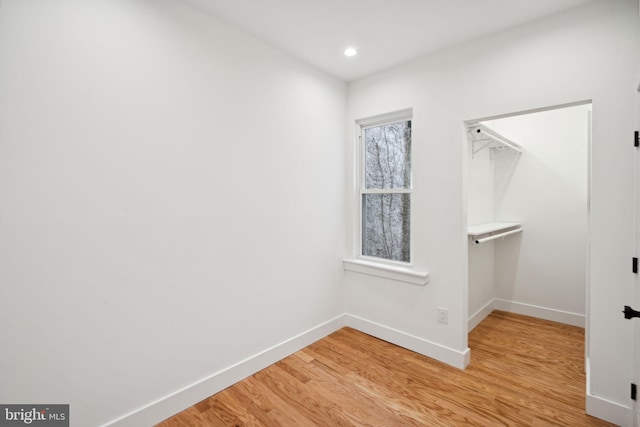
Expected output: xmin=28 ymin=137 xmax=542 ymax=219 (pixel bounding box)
xmin=343 ymin=258 xmax=429 ymax=286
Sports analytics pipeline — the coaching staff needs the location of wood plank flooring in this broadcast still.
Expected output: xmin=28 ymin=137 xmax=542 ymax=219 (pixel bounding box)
xmin=157 ymin=311 xmax=614 ymax=426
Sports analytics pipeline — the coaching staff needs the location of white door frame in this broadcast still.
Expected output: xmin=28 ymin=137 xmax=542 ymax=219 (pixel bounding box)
xmin=633 ymin=83 xmax=640 ymax=427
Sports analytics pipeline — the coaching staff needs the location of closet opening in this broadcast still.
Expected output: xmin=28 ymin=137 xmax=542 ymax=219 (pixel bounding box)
xmin=464 ymin=102 xmax=591 ymax=337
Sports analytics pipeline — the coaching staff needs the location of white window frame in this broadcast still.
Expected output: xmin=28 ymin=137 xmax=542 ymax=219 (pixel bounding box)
xmin=358 ymin=111 xmax=413 ymax=264
xmin=344 ymin=108 xmax=427 ymax=285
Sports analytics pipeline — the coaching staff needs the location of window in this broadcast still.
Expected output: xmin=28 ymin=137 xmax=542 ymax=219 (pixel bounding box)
xmin=358 ymin=111 xmax=412 ymax=263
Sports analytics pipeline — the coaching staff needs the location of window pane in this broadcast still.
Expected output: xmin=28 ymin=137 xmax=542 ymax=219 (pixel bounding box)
xmin=362 ymin=193 xmax=410 ymax=262
xmin=364 ymin=120 xmax=411 ymax=189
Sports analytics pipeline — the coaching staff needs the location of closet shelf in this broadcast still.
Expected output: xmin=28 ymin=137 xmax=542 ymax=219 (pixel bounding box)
xmin=468 ymin=222 xmax=522 ymax=245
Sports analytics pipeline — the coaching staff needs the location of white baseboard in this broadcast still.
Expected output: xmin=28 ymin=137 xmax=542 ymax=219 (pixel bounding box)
xmin=467 ymin=298 xmax=585 ymax=331
xmin=468 ymin=299 xmax=496 ymax=332
xmin=586 ymin=393 xmax=633 ymax=426
xmin=101 ymin=315 xmax=347 ymax=427
xmin=585 ymin=357 xmax=634 ymax=426
xmin=493 ymin=298 xmax=585 ymax=328
xmin=107 ymin=309 xmax=569 ymax=427
xmin=345 ymin=314 xmax=470 ymax=369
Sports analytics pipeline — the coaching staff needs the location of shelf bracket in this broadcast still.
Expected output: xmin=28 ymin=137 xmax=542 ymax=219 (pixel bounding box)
xmin=468 ymin=124 xmax=522 ymax=159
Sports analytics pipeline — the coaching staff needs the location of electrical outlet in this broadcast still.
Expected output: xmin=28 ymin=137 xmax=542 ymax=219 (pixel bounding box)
xmin=437 ymin=307 xmax=448 ymax=324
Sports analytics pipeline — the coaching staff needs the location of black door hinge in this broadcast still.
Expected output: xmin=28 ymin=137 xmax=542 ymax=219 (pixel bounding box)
xmin=635 ymin=131 xmax=639 ymax=147
xmin=633 ymin=257 xmax=638 ymax=274
xmin=632 ymin=383 xmax=637 ymax=401
xmin=623 ymin=306 xmax=640 ymax=319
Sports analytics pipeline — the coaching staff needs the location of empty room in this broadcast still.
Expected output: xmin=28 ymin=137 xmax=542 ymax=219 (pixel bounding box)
xmin=1 ymin=0 xmax=639 ymax=426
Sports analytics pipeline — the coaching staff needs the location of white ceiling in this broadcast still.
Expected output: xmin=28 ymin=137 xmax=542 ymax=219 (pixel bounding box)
xmin=182 ymin=0 xmax=599 ymax=82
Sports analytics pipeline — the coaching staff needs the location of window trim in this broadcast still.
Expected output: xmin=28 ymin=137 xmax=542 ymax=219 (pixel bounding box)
xmin=357 ymin=109 xmax=413 ymax=264
xmin=343 ymin=258 xmax=429 ymax=286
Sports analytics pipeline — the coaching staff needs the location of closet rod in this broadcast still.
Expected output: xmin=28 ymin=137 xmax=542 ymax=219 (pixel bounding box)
xmin=473 ymin=228 xmax=522 ymax=245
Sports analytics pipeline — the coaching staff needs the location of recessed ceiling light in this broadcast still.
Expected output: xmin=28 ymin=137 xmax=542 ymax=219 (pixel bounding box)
xmin=344 ymin=47 xmax=357 ymax=57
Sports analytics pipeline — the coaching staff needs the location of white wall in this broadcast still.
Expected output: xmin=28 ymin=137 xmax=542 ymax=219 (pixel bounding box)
xmin=467 ymin=240 xmax=495 ymax=325
xmin=0 ymin=0 xmax=346 ymax=426
xmin=468 ymin=141 xmax=495 ymax=226
xmin=467 ymin=145 xmax=496 ymax=324
xmin=489 ymin=106 xmax=589 ymax=322
xmin=346 ymin=1 xmax=637 ymax=424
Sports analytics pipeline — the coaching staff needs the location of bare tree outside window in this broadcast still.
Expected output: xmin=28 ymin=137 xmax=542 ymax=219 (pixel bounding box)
xmin=361 ymin=119 xmax=411 ymax=262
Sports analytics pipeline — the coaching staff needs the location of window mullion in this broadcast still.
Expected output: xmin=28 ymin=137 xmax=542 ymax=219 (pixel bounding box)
xmin=361 ymin=188 xmax=411 ymax=194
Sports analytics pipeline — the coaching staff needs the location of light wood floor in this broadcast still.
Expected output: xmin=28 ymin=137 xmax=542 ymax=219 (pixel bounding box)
xmin=157 ymin=311 xmax=614 ymax=426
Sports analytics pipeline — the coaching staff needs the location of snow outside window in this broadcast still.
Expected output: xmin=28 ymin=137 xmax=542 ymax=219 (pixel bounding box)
xmin=359 ymin=113 xmax=412 ymax=263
